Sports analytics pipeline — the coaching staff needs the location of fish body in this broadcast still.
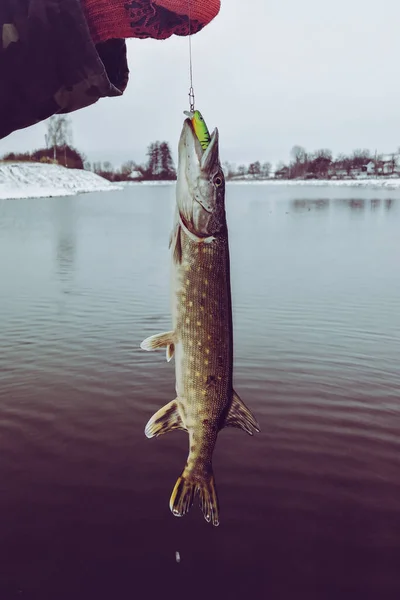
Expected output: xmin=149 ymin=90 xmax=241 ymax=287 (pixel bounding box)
xmin=141 ymin=116 xmax=259 ymax=526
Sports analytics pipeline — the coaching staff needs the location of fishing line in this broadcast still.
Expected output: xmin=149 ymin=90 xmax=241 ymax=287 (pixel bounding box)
xmin=187 ymin=0 xmax=195 ymax=111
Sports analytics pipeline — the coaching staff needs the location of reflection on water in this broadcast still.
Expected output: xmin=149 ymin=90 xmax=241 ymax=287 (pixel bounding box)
xmin=53 ymin=197 xmax=76 ymax=286
xmin=371 ymin=198 xmax=381 ymax=210
xmin=292 ymin=198 xmax=330 ymax=211
xmin=1 ymin=184 xmax=400 ymax=599
xmin=291 ymin=196 xmax=397 ymax=214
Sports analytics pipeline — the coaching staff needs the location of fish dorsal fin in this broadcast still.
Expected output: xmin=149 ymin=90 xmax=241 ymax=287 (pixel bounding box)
xmin=223 ymin=391 xmax=260 ymax=436
xmin=145 ymin=399 xmax=186 ymax=438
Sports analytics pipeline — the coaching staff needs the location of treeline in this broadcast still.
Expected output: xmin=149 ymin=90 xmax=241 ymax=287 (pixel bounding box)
xmin=222 ymin=147 xmax=400 ymax=180
xmin=273 ymin=146 xmax=399 ymax=179
xmin=88 ymin=141 xmax=176 ymax=182
xmin=222 ymin=161 xmax=272 ymax=179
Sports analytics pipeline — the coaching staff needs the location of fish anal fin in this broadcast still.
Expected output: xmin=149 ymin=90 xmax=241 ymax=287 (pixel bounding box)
xmin=166 ymin=343 xmax=175 ymax=362
xmin=145 ymin=399 xmax=186 ymax=439
xmin=140 ymin=331 xmax=175 ymax=352
xmin=223 ymin=390 xmax=260 ymax=436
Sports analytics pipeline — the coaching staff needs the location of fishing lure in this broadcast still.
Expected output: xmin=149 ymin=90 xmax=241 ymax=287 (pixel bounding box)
xmin=184 ymin=110 xmax=211 ymax=150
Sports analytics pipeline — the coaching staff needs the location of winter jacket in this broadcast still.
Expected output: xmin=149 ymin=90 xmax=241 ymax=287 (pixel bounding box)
xmin=0 ymin=0 xmax=132 ymax=141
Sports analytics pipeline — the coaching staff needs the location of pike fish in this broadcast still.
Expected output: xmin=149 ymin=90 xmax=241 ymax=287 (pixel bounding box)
xmin=140 ymin=115 xmax=259 ymax=526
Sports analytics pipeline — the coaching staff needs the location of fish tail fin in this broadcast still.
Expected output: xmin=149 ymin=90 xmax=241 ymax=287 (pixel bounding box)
xmin=197 ymin=471 xmax=219 ymax=526
xmin=169 ymin=467 xmax=220 ymax=527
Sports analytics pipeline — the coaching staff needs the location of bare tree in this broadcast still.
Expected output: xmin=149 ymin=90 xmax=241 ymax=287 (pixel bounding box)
xmin=335 ymin=153 xmax=346 ymax=167
xmin=390 ymin=153 xmax=397 ymax=174
xmin=261 ymin=162 xmax=272 ymax=177
xmin=248 ymin=161 xmax=261 ymax=176
xmin=351 ymin=148 xmax=370 ymax=168
xmin=290 ymin=145 xmax=307 ymax=164
xmin=290 ymin=145 xmax=307 ymax=178
xmin=308 ymin=149 xmax=332 ymax=178
xmin=46 ymin=115 xmax=72 ymax=164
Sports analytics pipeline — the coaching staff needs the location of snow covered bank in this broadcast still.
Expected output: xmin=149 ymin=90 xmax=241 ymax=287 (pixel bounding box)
xmin=122 ymin=177 xmax=400 ymax=189
xmin=122 ymin=180 xmax=175 ymax=186
xmin=0 ymin=162 xmax=123 ymax=200
xmin=227 ymin=177 xmax=400 ymax=188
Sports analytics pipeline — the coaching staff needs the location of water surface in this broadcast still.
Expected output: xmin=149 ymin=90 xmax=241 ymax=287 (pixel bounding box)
xmin=1 ymin=184 xmax=400 ymax=599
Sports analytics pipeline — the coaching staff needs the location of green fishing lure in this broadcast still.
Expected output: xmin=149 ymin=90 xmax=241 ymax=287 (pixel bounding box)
xmin=184 ymin=109 xmax=211 ymax=150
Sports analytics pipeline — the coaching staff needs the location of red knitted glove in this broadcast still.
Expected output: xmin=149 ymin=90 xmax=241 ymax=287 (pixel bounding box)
xmin=81 ymin=0 xmax=221 ymax=45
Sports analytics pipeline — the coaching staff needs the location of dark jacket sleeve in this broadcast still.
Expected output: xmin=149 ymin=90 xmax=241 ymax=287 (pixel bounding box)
xmin=0 ymin=0 xmax=129 ymax=141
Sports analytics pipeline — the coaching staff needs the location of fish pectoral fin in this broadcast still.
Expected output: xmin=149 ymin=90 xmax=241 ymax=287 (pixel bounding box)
xmin=145 ymin=399 xmax=186 ymax=439
xmin=169 ymin=222 xmax=182 ymax=264
xmin=166 ymin=343 xmax=175 ymax=362
xmin=223 ymin=390 xmax=260 ymax=436
xmin=140 ymin=331 xmax=175 ymax=353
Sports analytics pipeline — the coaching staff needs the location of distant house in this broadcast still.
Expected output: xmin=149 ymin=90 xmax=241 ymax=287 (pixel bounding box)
xmin=274 ymin=166 xmax=289 ymax=179
xmin=355 ymin=157 xmax=400 ymax=177
xmin=350 ymin=167 xmax=366 ymax=178
xmin=128 ymin=168 xmax=144 ymax=181
xmin=366 ymin=161 xmax=375 ymax=175
xmin=377 ymin=153 xmax=400 ymax=175
xmin=331 ymin=167 xmax=348 ymax=178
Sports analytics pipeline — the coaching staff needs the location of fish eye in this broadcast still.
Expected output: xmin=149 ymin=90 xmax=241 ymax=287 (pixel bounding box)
xmin=214 ymin=176 xmax=223 ymax=187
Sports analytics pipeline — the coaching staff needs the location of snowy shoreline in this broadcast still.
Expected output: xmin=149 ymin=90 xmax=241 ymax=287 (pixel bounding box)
xmin=2 ymin=162 xmax=400 ymax=200
xmin=0 ymin=162 xmax=122 ymax=200
xmin=225 ymin=178 xmax=400 ymax=188
xmin=125 ymin=178 xmax=400 ymax=189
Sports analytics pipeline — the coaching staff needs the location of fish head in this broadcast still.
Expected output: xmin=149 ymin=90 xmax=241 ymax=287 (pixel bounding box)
xmin=176 ymin=118 xmax=225 ymax=238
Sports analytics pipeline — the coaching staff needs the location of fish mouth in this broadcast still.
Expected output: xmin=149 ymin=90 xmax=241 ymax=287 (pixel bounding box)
xmin=180 ymin=117 xmax=220 ymax=173
xmin=182 ymin=120 xmax=213 ymax=215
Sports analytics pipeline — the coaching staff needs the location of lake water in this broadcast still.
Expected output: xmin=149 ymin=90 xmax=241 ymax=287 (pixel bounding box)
xmin=0 ymin=184 xmax=400 ymax=599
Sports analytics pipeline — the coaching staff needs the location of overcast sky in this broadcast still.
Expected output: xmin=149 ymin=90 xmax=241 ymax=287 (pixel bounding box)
xmin=1 ymin=0 xmax=400 ymax=167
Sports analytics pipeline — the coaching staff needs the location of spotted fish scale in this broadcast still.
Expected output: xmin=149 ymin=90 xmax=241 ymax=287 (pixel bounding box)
xmin=173 ymin=232 xmax=232 ymax=480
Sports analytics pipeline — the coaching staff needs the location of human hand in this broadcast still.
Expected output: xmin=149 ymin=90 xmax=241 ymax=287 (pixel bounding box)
xmin=81 ymin=0 xmax=221 ymax=45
